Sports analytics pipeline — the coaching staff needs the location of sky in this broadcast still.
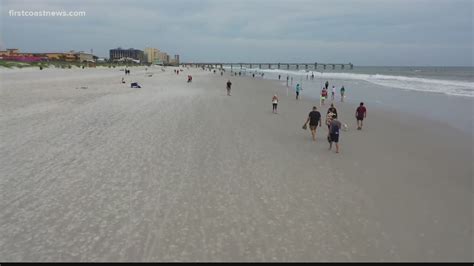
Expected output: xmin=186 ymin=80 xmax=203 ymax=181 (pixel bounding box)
xmin=1 ymin=0 xmax=473 ymax=66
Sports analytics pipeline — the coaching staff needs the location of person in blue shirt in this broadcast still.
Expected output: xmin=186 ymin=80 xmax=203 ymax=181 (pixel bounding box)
xmin=328 ymin=114 xmax=342 ymax=153
xmin=340 ymin=86 xmax=346 ymax=102
xmin=295 ymin=83 xmax=301 ymax=100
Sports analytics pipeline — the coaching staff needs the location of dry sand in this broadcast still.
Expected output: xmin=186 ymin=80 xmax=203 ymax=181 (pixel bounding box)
xmin=0 ymin=66 xmax=472 ymax=261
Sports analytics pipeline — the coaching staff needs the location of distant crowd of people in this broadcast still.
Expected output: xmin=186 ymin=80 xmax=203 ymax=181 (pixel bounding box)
xmin=122 ymin=66 xmax=368 ymax=154
xmin=220 ymin=72 xmax=367 ymax=154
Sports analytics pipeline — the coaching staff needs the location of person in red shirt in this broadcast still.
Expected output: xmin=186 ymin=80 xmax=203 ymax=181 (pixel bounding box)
xmin=355 ymin=102 xmax=367 ymax=130
xmin=321 ymin=88 xmax=328 ymax=105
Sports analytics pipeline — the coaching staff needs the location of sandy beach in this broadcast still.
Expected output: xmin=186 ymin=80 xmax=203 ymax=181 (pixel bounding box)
xmin=0 ymin=66 xmax=472 ymax=261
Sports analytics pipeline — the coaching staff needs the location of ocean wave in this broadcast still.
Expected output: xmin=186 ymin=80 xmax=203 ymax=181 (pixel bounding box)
xmin=225 ymin=67 xmax=474 ymax=97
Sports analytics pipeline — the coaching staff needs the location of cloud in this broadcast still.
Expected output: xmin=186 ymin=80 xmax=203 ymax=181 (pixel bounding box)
xmin=1 ymin=0 xmax=472 ymax=65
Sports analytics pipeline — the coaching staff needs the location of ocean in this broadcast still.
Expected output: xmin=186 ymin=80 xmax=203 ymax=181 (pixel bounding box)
xmin=223 ymin=66 xmax=474 ymax=133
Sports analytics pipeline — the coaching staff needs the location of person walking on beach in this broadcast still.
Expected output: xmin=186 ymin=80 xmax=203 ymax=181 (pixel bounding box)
xmin=279 ymin=74 xmax=281 ymax=80
xmin=340 ymin=86 xmax=345 ymax=102
xmin=286 ymin=75 xmax=289 ymax=86
xmin=328 ymin=114 xmax=342 ymax=153
xmin=325 ymin=80 xmax=329 ymax=90
xmin=226 ymin=80 xmax=232 ymax=96
xmin=331 ymin=86 xmax=336 ymax=101
xmin=327 ymin=103 xmax=338 ymax=119
xmin=325 ymin=110 xmax=334 ymax=130
xmin=272 ymin=94 xmax=279 ymax=113
xmin=355 ymin=102 xmax=367 ymax=130
xmin=321 ymin=88 xmax=328 ymax=105
xmin=311 ymin=72 xmax=314 ymax=80
xmin=304 ymin=106 xmax=322 ymax=142
xmin=295 ymin=83 xmax=301 ymax=100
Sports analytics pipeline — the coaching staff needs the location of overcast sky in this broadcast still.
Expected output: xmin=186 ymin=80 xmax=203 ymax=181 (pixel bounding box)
xmin=1 ymin=0 xmax=472 ymax=66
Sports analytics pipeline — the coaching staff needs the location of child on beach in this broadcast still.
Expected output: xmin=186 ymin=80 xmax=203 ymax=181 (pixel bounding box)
xmin=272 ymin=95 xmax=279 ymax=113
xmin=321 ymin=88 xmax=328 ymax=105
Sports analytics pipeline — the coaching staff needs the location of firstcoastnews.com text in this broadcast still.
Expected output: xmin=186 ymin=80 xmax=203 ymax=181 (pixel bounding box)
xmin=8 ymin=10 xmax=86 ymax=17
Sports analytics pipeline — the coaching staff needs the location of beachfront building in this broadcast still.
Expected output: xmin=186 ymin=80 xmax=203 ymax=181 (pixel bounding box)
xmin=157 ymin=51 xmax=170 ymax=65
xmin=0 ymin=48 xmax=97 ymax=63
xmin=44 ymin=53 xmax=64 ymax=60
xmin=144 ymin=47 xmax=159 ymax=64
xmin=0 ymin=48 xmax=20 ymax=56
xmin=76 ymin=52 xmax=95 ymax=62
xmin=174 ymin=54 xmax=180 ymax=65
xmin=109 ymin=48 xmax=145 ymax=63
xmin=168 ymin=54 xmax=180 ymax=66
xmin=62 ymin=51 xmax=77 ymax=62
xmin=0 ymin=48 xmax=44 ymax=61
xmin=140 ymin=46 xmax=180 ymax=65
xmin=44 ymin=51 xmax=80 ymax=62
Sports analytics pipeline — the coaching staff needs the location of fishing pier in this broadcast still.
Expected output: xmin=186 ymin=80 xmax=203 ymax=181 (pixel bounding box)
xmin=182 ymin=62 xmax=354 ymax=70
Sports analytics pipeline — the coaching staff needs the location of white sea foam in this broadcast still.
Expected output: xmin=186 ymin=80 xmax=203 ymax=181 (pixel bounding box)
xmin=226 ymin=67 xmax=474 ymax=97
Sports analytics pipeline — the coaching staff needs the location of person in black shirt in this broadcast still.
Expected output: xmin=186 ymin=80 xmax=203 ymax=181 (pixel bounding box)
xmin=304 ymin=106 xmax=322 ymax=142
xmin=226 ymin=80 xmax=232 ymax=96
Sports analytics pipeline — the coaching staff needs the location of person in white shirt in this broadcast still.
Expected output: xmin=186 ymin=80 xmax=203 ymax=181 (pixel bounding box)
xmin=331 ymin=86 xmax=336 ymax=101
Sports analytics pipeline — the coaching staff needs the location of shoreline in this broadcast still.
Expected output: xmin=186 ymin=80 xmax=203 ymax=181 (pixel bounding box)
xmin=231 ymin=71 xmax=474 ymax=135
xmin=235 ymin=72 xmax=473 ymax=136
